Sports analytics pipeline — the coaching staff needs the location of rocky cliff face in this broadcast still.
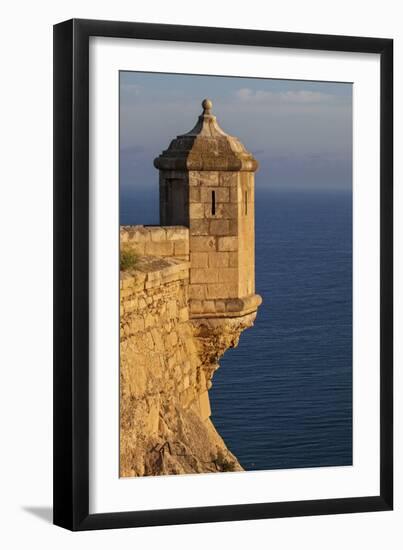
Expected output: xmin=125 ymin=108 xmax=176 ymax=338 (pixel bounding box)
xmin=120 ymin=252 xmax=258 ymax=477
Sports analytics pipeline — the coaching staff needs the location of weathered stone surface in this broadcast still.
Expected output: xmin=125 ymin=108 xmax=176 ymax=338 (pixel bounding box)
xmin=205 ymin=283 xmax=238 ymax=299
xmin=200 ymin=186 xmax=229 ymax=203
xmin=208 ymin=252 xmax=229 ymax=268
xmin=188 ymin=284 xmax=206 ymax=300
xmin=190 ymin=268 xmax=219 ymax=284
xmin=189 ymin=219 xmax=210 ymax=235
xmin=189 ymin=203 xmax=205 ymax=219
xmin=174 ymin=239 xmax=189 ymax=256
xmin=190 ymin=313 xmax=258 ymax=388
xmin=154 ymin=100 xmax=259 ymax=173
xmin=189 ymin=294 xmax=263 ymax=319
xmin=189 ymin=187 xmax=200 ymax=203
xmin=209 ymin=219 xmax=230 ymax=235
xmin=120 ymin=254 xmax=246 ymax=477
xmin=145 ymin=240 xmax=174 ymax=257
xmin=121 ymin=225 xmax=190 ymax=261
xmin=190 ymin=252 xmax=209 ymax=268
xmin=217 ymin=236 xmax=238 ymax=252
xmin=189 ymin=235 xmax=216 ymax=252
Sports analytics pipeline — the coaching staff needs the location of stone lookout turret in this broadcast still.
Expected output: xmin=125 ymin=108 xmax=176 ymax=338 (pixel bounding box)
xmin=154 ymin=99 xmax=262 ymax=319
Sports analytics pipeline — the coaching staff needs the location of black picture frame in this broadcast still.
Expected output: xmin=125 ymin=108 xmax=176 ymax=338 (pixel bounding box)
xmin=53 ymin=18 xmax=393 ymax=531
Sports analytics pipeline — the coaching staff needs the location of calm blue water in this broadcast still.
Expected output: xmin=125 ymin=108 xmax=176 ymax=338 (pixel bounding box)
xmin=120 ymin=187 xmax=352 ymax=471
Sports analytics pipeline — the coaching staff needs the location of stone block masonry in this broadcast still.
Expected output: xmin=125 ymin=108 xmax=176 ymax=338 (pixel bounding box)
xmin=121 ymin=225 xmax=189 ymax=261
xmin=120 ymin=225 xmax=261 ymax=319
xmin=120 ymin=253 xmax=249 ymax=477
xmin=186 ymin=170 xmax=257 ymax=313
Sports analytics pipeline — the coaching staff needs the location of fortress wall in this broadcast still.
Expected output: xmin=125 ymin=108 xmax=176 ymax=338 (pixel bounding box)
xmin=120 ymin=220 xmax=261 ymax=319
xmin=120 ymin=225 xmax=189 ymax=261
xmin=119 ymin=255 xmax=243 ymax=477
xmin=120 ymin=259 xmax=194 ymax=410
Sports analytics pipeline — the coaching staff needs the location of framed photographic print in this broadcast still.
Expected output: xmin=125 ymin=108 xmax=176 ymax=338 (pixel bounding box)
xmin=53 ymin=19 xmax=393 ymax=530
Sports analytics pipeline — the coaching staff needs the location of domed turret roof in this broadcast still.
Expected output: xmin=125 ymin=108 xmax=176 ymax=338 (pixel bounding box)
xmin=154 ymin=99 xmax=258 ymax=172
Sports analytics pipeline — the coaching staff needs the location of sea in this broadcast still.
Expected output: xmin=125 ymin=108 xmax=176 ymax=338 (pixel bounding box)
xmin=120 ymin=186 xmax=353 ymax=471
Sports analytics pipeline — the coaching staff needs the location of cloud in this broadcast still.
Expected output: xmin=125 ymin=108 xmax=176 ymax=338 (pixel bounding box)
xmin=235 ymin=88 xmax=333 ymax=104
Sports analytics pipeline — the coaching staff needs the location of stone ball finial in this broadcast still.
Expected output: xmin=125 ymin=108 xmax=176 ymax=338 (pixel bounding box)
xmin=202 ymin=98 xmax=213 ymax=114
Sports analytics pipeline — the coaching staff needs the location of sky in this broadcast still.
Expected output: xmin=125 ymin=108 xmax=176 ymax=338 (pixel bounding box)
xmin=120 ymin=71 xmax=352 ymax=201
